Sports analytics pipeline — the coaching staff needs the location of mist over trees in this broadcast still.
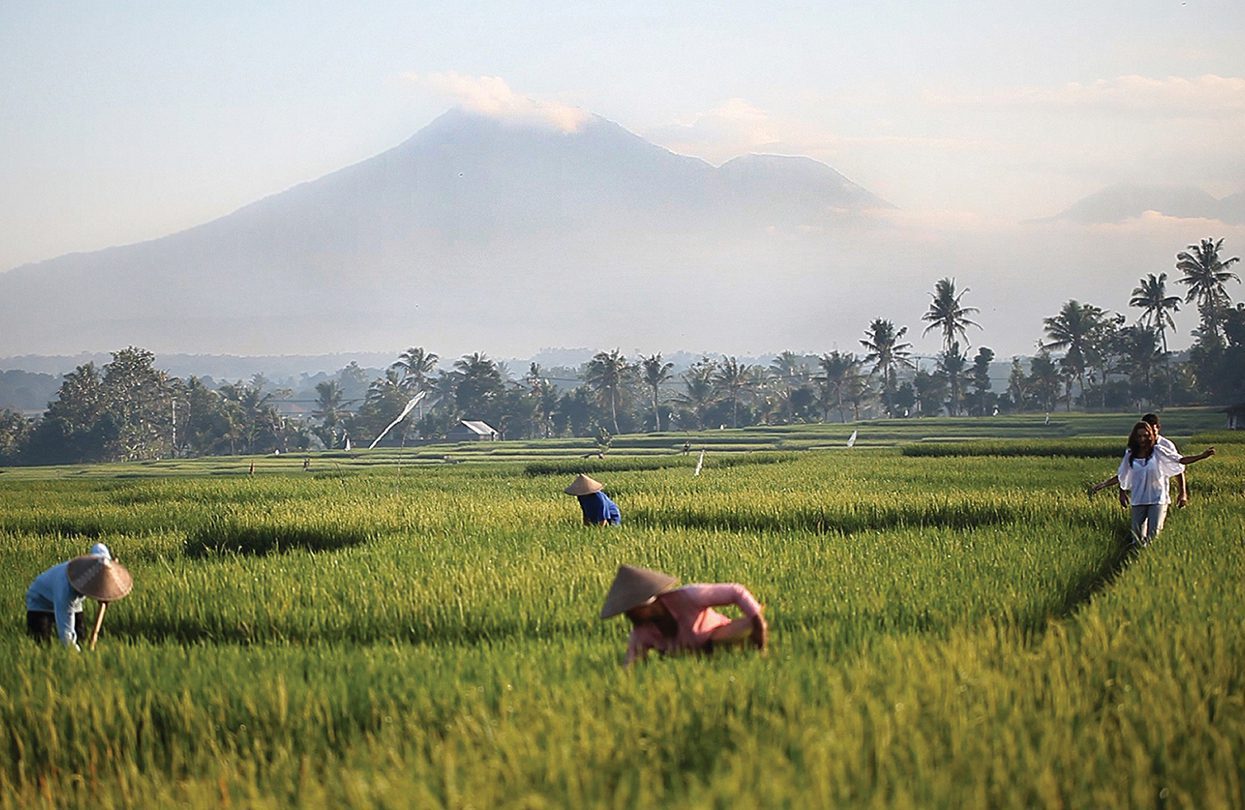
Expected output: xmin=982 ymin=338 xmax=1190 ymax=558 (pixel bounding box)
xmin=1 ymin=239 xmax=1241 ymax=466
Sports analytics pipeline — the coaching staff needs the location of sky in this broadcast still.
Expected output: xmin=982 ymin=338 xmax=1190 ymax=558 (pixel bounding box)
xmin=1 ymin=1 xmax=1243 ymax=358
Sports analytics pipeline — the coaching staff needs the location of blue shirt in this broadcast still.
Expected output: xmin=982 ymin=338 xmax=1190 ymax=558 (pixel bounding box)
xmin=578 ymin=491 xmax=621 ymax=525
xmin=26 ymin=562 xmax=86 ymax=648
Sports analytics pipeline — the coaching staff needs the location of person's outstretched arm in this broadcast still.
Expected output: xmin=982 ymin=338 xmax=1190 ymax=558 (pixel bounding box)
xmin=1088 ymin=475 xmax=1119 ymax=497
xmin=1178 ymin=447 xmax=1215 ymax=465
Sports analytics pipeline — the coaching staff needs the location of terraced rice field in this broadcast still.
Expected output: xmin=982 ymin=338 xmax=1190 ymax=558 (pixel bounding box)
xmin=1 ymin=414 xmax=1241 ymax=807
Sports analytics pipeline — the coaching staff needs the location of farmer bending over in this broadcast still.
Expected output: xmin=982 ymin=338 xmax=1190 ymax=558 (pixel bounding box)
xmin=601 ymin=564 xmax=767 ymax=666
xmin=565 ymin=474 xmax=621 ymax=526
xmin=25 ymin=543 xmax=133 ymax=650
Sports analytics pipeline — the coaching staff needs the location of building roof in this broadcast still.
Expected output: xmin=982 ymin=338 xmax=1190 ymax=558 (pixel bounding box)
xmin=457 ymin=420 xmax=497 ymax=435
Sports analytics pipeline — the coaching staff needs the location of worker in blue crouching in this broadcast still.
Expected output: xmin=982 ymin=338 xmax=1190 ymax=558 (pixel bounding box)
xmin=565 ymin=474 xmax=621 ymax=526
xmin=25 ymin=543 xmax=133 ymax=650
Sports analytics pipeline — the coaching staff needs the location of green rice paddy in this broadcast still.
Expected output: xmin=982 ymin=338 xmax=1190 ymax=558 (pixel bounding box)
xmin=1 ymin=411 xmax=1241 ymax=807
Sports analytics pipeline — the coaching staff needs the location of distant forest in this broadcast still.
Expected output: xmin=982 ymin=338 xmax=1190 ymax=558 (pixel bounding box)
xmin=2 ymin=239 xmax=1242 ymax=466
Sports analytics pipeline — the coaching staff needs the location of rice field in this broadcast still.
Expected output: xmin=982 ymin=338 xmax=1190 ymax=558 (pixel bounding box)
xmin=0 ymin=415 xmax=1242 ymax=808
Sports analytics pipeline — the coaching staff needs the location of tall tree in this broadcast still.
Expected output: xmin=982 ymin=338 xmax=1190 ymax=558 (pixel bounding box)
xmin=969 ymin=346 xmax=995 ymax=416
xmin=712 ymin=356 xmax=752 ymax=428
xmin=1176 ymin=238 xmax=1240 ymax=342
xmin=860 ymin=319 xmax=913 ymax=416
xmin=312 ymin=381 xmax=346 ymax=448
xmin=391 ymin=347 xmax=439 ymax=392
xmin=453 ymin=353 xmax=505 ymax=419
xmin=522 ymin=364 xmax=556 ymax=439
xmin=1129 ymin=272 xmax=1182 ymax=353
xmin=101 ymin=347 xmax=175 ymax=460
xmin=817 ymin=351 xmax=861 ymax=422
xmin=674 ymin=357 xmax=718 ymax=430
xmin=640 ymin=353 xmax=674 ymax=432
xmin=921 ymin=278 xmax=981 ymax=351
xmin=936 ymin=342 xmax=969 ymax=415
xmin=1041 ymin=300 xmax=1111 ymax=409
xmin=585 ymin=349 xmax=635 ymax=435
xmin=1025 ymin=349 xmax=1063 ymax=413
xmin=1007 ymin=357 xmax=1027 ymax=411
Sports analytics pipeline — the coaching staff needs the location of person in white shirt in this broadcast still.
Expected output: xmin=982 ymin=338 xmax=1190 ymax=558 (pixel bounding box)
xmin=1088 ymin=413 xmax=1191 ymax=506
xmin=25 ymin=543 xmax=132 ymax=650
xmin=1114 ymin=421 xmax=1215 ymax=545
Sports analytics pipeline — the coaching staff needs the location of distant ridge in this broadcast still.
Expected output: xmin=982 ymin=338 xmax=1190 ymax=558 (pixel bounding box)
xmin=1034 ymin=183 xmax=1245 ymax=225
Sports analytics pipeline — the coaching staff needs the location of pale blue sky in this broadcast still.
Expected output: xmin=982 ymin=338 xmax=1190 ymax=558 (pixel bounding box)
xmin=2 ymin=0 xmax=1243 ymax=271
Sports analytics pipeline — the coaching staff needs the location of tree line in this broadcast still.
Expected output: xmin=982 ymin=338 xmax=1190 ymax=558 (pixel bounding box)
xmin=0 ymin=238 xmax=1240 ymax=465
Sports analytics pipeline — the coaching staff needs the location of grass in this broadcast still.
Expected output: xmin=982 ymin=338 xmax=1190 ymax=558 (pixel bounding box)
xmin=0 ymin=413 xmax=1241 ymax=807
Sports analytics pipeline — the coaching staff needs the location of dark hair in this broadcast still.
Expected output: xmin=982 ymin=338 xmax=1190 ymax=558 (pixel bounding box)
xmin=1142 ymin=413 xmax=1160 ymax=430
xmin=1126 ymin=421 xmax=1153 ymax=462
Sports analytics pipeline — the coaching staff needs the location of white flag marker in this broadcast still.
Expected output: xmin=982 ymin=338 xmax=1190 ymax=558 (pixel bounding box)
xmin=846 ymin=429 xmax=858 ymax=448
xmin=369 ymin=391 xmax=426 ymax=449
xmin=693 ymin=449 xmax=705 ymax=476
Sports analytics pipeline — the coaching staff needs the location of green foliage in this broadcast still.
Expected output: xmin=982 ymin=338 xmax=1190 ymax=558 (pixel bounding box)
xmin=901 ymin=438 xmax=1125 ymax=458
xmin=0 ymin=438 xmax=1241 ymax=806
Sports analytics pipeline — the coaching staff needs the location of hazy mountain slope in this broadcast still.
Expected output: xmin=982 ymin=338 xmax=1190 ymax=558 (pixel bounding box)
xmin=0 ymin=109 xmax=892 ymax=355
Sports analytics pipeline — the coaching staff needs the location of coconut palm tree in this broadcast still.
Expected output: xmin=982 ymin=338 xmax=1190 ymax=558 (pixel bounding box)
xmin=1041 ymin=300 xmax=1110 ymax=409
xmin=1129 ymin=273 xmax=1182 ymax=353
xmin=817 ymin=351 xmax=861 ymax=422
xmin=312 ymin=380 xmax=346 ymax=447
xmin=712 ymin=356 xmax=752 ymax=428
xmin=674 ymin=357 xmax=718 ymax=429
xmin=860 ymin=319 xmax=913 ymax=415
xmin=453 ymin=353 xmax=504 ymax=417
xmin=936 ymin=342 xmax=969 ymax=416
xmin=921 ymin=278 xmax=981 ymax=351
xmin=1176 ymin=238 xmax=1240 ymax=341
xmin=391 ymin=347 xmax=439 ymax=394
xmin=585 ymin=349 xmax=635 ymax=435
xmin=640 ymin=353 xmax=674 ymax=432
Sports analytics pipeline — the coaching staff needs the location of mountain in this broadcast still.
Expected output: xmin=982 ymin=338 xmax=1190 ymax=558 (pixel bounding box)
xmin=0 ymin=109 xmax=891 ymax=356
xmin=1040 ymin=183 xmax=1245 ymax=224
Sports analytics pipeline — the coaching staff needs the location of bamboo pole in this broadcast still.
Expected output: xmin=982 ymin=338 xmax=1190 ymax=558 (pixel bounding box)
xmin=89 ymin=601 xmax=108 ymax=651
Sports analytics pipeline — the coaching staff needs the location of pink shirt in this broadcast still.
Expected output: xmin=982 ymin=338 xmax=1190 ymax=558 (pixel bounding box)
xmin=626 ymin=583 xmax=762 ymax=661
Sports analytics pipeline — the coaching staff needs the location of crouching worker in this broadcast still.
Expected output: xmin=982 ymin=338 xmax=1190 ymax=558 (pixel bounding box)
xmin=600 ymin=564 xmax=767 ymax=666
xmin=25 ymin=543 xmax=133 ymax=650
xmin=565 ymin=474 xmax=621 ymax=526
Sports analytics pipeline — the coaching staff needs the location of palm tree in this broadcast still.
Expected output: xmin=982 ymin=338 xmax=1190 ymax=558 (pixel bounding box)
xmin=312 ymin=381 xmax=346 ymax=447
xmin=391 ymin=347 xmax=439 ymax=393
xmin=1176 ymin=238 xmax=1241 ymax=341
xmin=453 ymin=353 xmax=504 ymax=416
xmin=817 ymin=351 xmax=861 ymax=422
xmin=1041 ymin=300 xmax=1110 ymax=409
xmin=640 ymin=353 xmax=674 ymax=431
xmin=1129 ymin=273 xmax=1182 ymax=353
xmin=860 ymin=319 xmax=913 ymax=415
xmin=936 ymin=342 xmax=969 ymax=416
xmin=921 ymin=278 xmax=981 ymax=351
xmin=712 ymin=356 xmax=752 ymax=428
xmin=674 ymin=357 xmax=718 ymax=429
xmin=585 ymin=349 xmax=634 ymax=435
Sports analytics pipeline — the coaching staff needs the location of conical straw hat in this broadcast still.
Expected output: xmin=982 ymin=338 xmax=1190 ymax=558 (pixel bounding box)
xmin=565 ymin=474 xmax=604 ymax=496
xmin=600 ymin=564 xmax=679 ymax=619
xmin=67 ymin=555 xmax=133 ymax=602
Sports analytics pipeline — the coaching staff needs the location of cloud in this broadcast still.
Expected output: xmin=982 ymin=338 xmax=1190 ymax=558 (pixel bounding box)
xmin=644 ymin=99 xmax=791 ymax=162
xmin=405 ymin=72 xmax=589 ymax=133
xmin=928 ymin=74 xmax=1245 ymax=118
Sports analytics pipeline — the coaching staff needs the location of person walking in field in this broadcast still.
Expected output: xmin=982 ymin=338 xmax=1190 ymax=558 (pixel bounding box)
xmin=1112 ymin=421 xmax=1215 ymax=545
xmin=601 ymin=564 xmax=768 ymax=666
xmin=565 ymin=474 xmax=621 ymax=526
xmin=25 ymin=543 xmax=133 ymax=650
xmin=1088 ymin=413 xmax=1191 ymax=507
